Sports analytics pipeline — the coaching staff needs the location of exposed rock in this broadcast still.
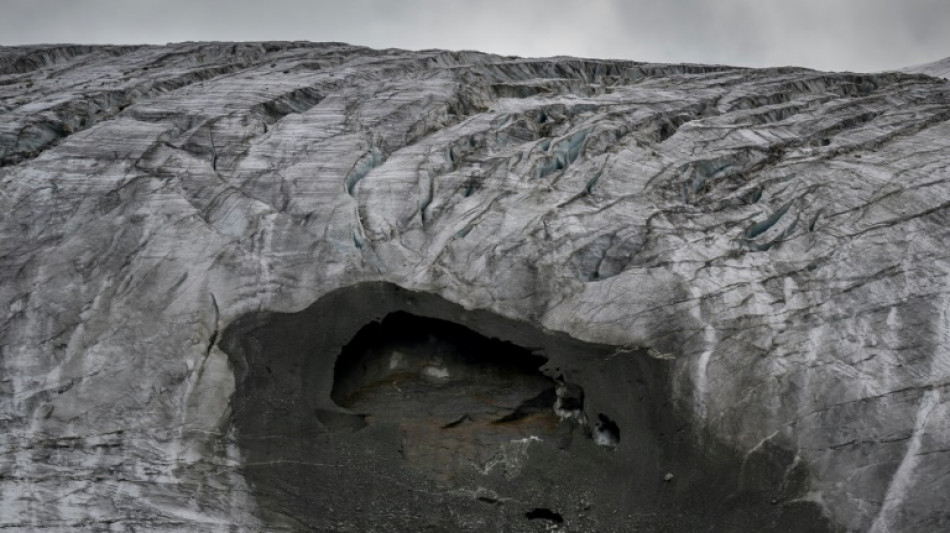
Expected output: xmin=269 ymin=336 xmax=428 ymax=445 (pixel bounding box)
xmin=1 ymin=41 xmax=949 ymax=531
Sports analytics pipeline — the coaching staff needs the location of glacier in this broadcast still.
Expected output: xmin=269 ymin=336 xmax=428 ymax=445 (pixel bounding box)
xmin=1 ymin=42 xmax=950 ymax=531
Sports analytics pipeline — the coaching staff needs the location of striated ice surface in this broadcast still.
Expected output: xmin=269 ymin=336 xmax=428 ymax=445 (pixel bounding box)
xmin=1 ymin=42 xmax=949 ymax=531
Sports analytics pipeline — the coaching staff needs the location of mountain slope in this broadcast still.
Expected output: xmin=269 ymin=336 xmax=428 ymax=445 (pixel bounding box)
xmin=903 ymin=56 xmax=950 ymax=79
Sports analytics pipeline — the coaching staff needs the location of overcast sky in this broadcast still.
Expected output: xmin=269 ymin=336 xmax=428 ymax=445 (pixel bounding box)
xmin=2 ymin=0 xmax=948 ymax=73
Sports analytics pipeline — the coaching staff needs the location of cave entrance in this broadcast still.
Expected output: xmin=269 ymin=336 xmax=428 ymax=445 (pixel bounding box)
xmin=221 ymin=282 xmax=831 ymax=532
xmin=330 ymin=312 xmax=563 ymax=481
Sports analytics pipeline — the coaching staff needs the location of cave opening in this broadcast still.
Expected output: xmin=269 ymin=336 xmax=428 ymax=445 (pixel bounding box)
xmin=330 ymin=311 xmax=570 ymax=481
xmin=221 ymin=282 xmax=833 ymax=532
xmin=331 ymin=311 xmax=550 ymax=409
xmin=525 ymin=507 xmax=564 ymax=523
